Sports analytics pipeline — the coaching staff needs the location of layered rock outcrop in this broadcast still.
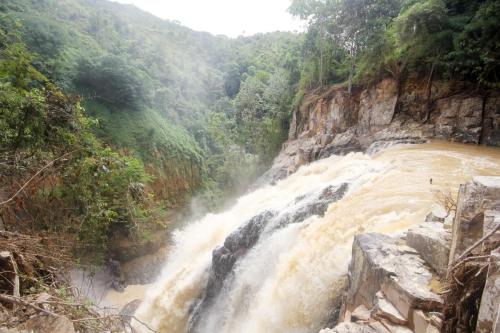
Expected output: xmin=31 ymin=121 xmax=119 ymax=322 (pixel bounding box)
xmin=320 ymin=176 xmax=500 ymax=333
xmin=264 ymin=79 xmax=500 ymax=181
xmin=188 ymin=183 xmax=349 ymax=332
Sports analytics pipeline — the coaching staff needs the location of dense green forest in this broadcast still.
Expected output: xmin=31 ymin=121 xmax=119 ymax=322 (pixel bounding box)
xmin=289 ymin=0 xmax=500 ymax=92
xmin=1 ymin=0 xmax=499 ymax=262
xmin=0 ymin=0 xmax=302 ymax=260
xmin=0 ymin=0 xmax=303 ymax=207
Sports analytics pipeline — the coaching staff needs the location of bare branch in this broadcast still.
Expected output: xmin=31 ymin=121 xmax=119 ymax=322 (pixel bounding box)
xmin=0 ymin=151 xmax=76 ymax=207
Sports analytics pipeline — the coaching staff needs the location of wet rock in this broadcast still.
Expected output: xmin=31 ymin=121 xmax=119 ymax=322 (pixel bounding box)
xmin=350 ymin=305 xmax=371 ymax=323
xmin=476 ymin=248 xmax=500 ymax=333
xmin=187 ymin=210 xmax=277 ymax=332
xmin=108 ymin=258 xmax=126 ymax=292
xmin=365 ymin=137 xmax=427 ymax=155
xmin=275 ymin=183 xmax=348 ymax=228
xmin=319 ymin=322 xmax=377 ymax=333
xmin=412 ymin=309 xmax=442 ymax=333
xmin=319 ymin=129 xmax=363 ymax=159
xmin=372 ymin=291 xmax=407 ymax=326
xmin=120 ymin=299 xmax=142 ymax=323
xmin=406 ymin=222 xmax=451 ymax=276
xmin=346 ymin=233 xmax=442 ymax=319
xmin=190 ymin=183 xmax=349 ymax=332
xmin=257 ymin=137 xmax=315 ymax=184
xmin=209 ymin=210 xmax=277 ymax=294
xmin=424 ymin=212 xmax=445 ymax=223
xmin=18 ymin=315 xmax=75 ymax=333
xmin=449 ymin=176 xmax=500 ymax=264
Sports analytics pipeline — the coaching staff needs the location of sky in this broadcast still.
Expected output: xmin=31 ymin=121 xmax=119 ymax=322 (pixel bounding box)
xmin=112 ymin=0 xmax=304 ymax=37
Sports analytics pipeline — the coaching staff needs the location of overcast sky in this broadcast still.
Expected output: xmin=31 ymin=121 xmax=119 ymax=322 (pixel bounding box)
xmin=112 ymin=0 xmax=304 ymax=37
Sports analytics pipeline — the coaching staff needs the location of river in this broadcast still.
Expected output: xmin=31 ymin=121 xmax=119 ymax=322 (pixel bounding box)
xmin=130 ymin=140 xmax=500 ymax=333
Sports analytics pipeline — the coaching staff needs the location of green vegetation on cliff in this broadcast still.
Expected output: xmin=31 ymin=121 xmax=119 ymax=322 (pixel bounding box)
xmin=0 ymin=31 xmax=159 ymax=262
xmin=290 ymin=0 xmax=500 ymax=91
xmin=3 ymin=0 xmax=498 ymax=262
xmin=0 ymin=0 xmax=304 ymax=260
xmin=0 ymin=0 xmax=303 ymax=210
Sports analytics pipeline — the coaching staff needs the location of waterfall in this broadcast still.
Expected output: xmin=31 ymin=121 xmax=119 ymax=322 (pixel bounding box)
xmin=133 ymin=141 xmax=500 ymax=333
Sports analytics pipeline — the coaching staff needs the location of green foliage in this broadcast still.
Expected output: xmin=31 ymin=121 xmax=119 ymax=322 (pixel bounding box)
xmin=292 ymin=0 xmax=500 ymax=89
xmin=75 ymin=55 xmax=148 ymax=109
xmin=0 ymin=35 xmax=157 ymax=262
xmin=1 ymin=0 xmax=304 ymax=208
xmin=445 ymin=0 xmax=500 ymax=87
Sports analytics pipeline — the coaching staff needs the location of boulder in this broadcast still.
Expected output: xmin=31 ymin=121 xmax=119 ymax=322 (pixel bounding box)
xmin=120 ymin=299 xmax=142 ymax=324
xmin=406 ymin=222 xmax=451 ymax=276
xmin=350 ymin=305 xmax=371 ymax=323
xmin=476 ymin=248 xmax=500 ymax=333
xmin=372 ymin=291 xmax=407 ymax=326
xmin=346 ymin=233 xmax=442 ymax=320
xmin=412 ymin=309 xmax=441 ymax=333
xmin=424 ymin=212 xmax=445 ymax=223
xmin=18 ymin=315 xmax=75 ymax=333
xmin=449 ymin=176 xmax=500 ymax=265
xmin=319 ymin=322 xmax=377 ymax=333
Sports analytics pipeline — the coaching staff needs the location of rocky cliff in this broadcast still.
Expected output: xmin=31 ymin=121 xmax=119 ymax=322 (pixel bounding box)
xmin=265 ymin=78 xmax=500 ymax=181
xmin=319 ymin=176 xmax=500 ymax=333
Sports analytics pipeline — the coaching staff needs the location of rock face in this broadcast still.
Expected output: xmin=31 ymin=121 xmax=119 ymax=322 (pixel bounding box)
xmin=434 ymin=96 xmax=484 ymax=143
xmin=321 ymin=231 xmax=445 ymax=333
xmin=406 ymin=222 xmax=451 ymax=276
xmin=449 ymin=176 xmax=500 ymax=264
xmin=476 ymin=248 xmax=500 ymax=333
xmin=265 ymin=78 xmax=500 ymax=182
xmin=358 ymin=78 xmax=398 ymax=134
xmin=345 ymin=233 xmax=443 ymax=329
xmin=483 ymin=95 xmax=500 ymax=146
xmin=320 ymin=176 xmax=500 ymax=333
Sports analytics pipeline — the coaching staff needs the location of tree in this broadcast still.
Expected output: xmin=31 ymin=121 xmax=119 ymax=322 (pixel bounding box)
xmin=75 ymin=55 xmax=147 ymax=109
xmin=393 ymin=0 xmax=452 ymax=120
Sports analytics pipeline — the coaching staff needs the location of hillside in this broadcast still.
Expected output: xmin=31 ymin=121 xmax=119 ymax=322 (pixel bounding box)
xmin=1 ymin=0 xmax=303 ymax=208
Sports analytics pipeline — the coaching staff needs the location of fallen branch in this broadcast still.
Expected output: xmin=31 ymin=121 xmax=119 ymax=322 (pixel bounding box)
xmin=450 ymin=254 xmax=492 ymax=272
xmin=73 ymin=314 xmax=158 ymax=333
xmin=452 ymin=223 xmax=500 ymax=267
xmin=0 ymin=294 xmax=58 ymax=317
xmin=0 ymin=151 xmax=75 ymax=207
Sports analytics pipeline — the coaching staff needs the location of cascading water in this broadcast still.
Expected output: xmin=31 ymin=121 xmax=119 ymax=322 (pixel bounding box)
xmin=133 ymin=141 xmax=500 ymax=333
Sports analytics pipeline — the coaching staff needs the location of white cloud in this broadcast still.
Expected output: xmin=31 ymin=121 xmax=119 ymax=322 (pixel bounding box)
xmin=111 ymin=0 xmax=304 ymax=37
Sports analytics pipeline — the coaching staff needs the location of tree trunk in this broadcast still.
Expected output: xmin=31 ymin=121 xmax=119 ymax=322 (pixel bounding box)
xmin=348 ymin=49 xmax=356 ymax=96
xmin=424 ymin=62 xmax=435 ymax=123
xmin=319 ymin=19 xmax=324 ymax=86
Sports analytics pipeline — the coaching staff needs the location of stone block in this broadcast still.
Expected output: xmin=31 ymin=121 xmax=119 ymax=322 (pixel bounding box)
xmin=476 ymin=248 xmax=500 ymax=333
xmin=406 ymin=222 xmax=451 ymax=276
xmin=449 ymin=176 xmax=500 ymax=265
